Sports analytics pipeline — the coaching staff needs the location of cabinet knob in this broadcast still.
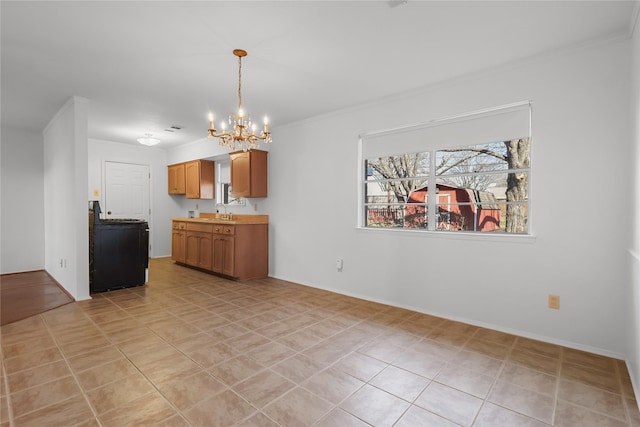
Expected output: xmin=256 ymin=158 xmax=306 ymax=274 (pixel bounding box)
xmin=107 ymin=211 xmax=112 ymax=215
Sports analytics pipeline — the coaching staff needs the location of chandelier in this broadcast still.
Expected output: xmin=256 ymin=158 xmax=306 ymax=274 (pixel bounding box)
xmin=207 ymin=49 xmax=272 ymax=151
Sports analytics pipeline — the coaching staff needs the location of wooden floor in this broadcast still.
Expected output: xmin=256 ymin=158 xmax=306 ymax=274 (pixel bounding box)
xmin=0 ymin=270 xmax=74 ymax=326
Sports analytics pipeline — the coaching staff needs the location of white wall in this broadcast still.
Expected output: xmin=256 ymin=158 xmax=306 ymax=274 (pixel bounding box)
xmin=43 ymin=97 xmax=90 ymax=301
xmin=88 ymin=139 xmax=177 ymax=257
xmin=0 ymin=127 xmax=45 ymax=273
xmin=627 ymin=9 xmax=640 ymax=402
xmin=262 ymin=38 xmax=632 ymax=357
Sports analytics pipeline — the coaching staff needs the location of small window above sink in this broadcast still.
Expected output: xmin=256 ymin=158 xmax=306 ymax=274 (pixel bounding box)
xmin=220 ymin=183 xmax=245 ymax=206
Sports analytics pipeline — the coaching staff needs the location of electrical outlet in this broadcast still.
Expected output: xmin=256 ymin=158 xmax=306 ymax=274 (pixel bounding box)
xmin=548 ymin=294 xmax=560 ymax=310
xmin=336 ymin=259 xmax=343 ymax=271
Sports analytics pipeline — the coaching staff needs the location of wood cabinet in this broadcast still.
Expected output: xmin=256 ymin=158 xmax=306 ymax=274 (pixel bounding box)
xmin=230 ymin=150 xmax=267 ymax=198
xmin=171 ymin=219 xmax=268 ymax=280
xmin=168 ymin=163 xmax=186 ymax=195
xmin=218 ymin=223 xmax=268 ymax=280
xmin=185 ymin=223 xmax=213 ymax=270
xmin=171 ymin=221 xmax=187 ymax=263
xmin=186 ymin=160 xmax=215 ymax=199
xmin=212 ymin=225 xmax=235 ymax=277
xmin=169 ymin=160 xmax=214 ymax=199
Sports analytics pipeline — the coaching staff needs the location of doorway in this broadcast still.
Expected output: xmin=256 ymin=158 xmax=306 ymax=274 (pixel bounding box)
xmin=104 ymin=161 xmax=151 ymax=253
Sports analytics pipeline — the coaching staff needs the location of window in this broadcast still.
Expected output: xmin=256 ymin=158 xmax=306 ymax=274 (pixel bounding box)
xmin=215 ymin=160 xmax=245 ymax=206
xmin=360 ymin=103 xmax=531 ymax=234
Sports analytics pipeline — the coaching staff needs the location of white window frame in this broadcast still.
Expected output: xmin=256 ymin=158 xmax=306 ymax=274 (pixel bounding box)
xmin=357 ymin=102 xmax=534 ymax=240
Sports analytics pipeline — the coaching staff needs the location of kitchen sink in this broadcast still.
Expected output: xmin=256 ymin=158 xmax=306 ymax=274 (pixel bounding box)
xmin=214 ymin=213 xmax=234 ymax=221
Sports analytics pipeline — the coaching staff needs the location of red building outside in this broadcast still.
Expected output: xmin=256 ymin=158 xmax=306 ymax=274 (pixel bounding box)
xmin=405 ymin=184 xmax=501 ymax=231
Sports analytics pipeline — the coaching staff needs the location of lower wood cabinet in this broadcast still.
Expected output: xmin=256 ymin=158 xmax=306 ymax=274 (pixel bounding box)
xmin=212 ymin=232 xmax=234 ymax=277
xmin=171 ymin=221 xmax=187 ymax=263
xmin=185 ymin=223 xmax=213 ymax=270
xmin=172 ymin=220 xmax=268 ymax=280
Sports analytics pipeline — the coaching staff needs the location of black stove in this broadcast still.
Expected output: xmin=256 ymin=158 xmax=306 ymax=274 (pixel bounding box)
xmin=89 ymin=201 xmax=149 ymax=292
xmin=99 ymin=218 xmax=147 ymax=224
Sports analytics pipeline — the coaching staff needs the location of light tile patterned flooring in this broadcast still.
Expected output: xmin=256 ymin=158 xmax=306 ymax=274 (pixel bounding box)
xmin=1 ymin=257 xmax=639 ymax=426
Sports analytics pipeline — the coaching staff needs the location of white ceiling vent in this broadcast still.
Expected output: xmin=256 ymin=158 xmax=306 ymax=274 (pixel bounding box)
xmin=387 ymin=0 xmax=407 ymax=8
xmin=164 ymin=125 xmax=185 ymax=133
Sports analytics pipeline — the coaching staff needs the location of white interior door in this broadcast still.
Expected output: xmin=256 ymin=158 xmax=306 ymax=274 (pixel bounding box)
xmin=104 ymin=161 xmax=150 ymax=222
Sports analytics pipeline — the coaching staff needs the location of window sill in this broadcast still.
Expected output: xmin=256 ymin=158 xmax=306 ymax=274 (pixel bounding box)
xmin=356 ymin=226 xmax=536 ymax=244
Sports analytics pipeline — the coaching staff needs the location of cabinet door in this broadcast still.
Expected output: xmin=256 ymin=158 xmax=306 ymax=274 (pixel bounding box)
xmin=185 ymin=231 xmax=213 ymax=269
xmin=168 ymin=164 xmax=186 ymax=195
xmin=171 ymin=230 xmax=186 ymax=263
xmin=220 ymin=236 xmax=235 ymax=276
xmin=230 ymin=150 xmax=267 ymax=198
xmin=229 ymin=152 xmax=251 ymax=197
xmin=212 ymin=236 xmax=224 ymax=274
xmin=185 ymin=160 xmax=215 ymax=199
xmin=185 ymin=232 xmax=200 ymax=266
xmin=185 ymin=161 xmax=201 ymax=199
xmin=212 ymin=235 xmax=234 ymax=276
xmin=172 ymin=222 xmax=187 ymax=263
xmin=198 ymin=233 xmax=213 ymax=270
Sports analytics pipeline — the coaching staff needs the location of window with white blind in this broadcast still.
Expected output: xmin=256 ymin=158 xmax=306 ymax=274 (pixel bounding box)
xmin=359 ymin=102 xmax=531 ymax=234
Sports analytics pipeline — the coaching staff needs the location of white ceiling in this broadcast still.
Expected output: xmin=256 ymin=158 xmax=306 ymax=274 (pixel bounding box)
xmin=2 ymin=1 xmax=638 ymax=149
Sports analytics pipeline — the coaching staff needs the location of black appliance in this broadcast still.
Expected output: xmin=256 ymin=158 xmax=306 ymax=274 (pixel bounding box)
xmin=89 ymin=201 xmax=149 ymax=293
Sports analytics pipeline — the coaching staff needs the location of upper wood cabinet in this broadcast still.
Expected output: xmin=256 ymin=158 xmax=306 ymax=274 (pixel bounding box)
xmin=168 ymin=163 xmax=186 ymax=195
xmin=229 ymin=150 xmax=267 ymax=198
xmin=185 ymin=160 xmax=214 ymax=199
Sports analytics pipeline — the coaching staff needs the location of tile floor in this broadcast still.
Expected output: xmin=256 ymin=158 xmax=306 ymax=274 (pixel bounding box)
xmin=1 ymin=257 xmax=638 ymax=426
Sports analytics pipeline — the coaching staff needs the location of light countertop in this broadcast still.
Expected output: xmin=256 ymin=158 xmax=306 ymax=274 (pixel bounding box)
xmin=172 ymin=213 xmax=268 ymax=225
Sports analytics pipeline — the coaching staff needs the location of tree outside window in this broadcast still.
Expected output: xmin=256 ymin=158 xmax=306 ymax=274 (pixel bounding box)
xmin=364 ymin=138 xmax=530 ymax=234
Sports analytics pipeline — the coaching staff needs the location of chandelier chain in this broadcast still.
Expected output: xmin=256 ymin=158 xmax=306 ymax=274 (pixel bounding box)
xmin=237 ymin=55 xmax=242 ymax=110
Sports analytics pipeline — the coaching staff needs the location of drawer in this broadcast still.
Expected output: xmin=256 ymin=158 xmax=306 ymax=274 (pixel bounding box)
xmin=172 ymin=222 xmax=187 ymax=230
xmin=213 ymin=225 xmax=235 ymax=235
xmin=186 ymin=222 xmax=213 ymax=233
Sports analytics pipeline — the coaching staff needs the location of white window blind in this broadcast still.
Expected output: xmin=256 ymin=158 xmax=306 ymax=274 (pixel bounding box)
xmin=361 ymin=102 xmax=531 ymax=158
